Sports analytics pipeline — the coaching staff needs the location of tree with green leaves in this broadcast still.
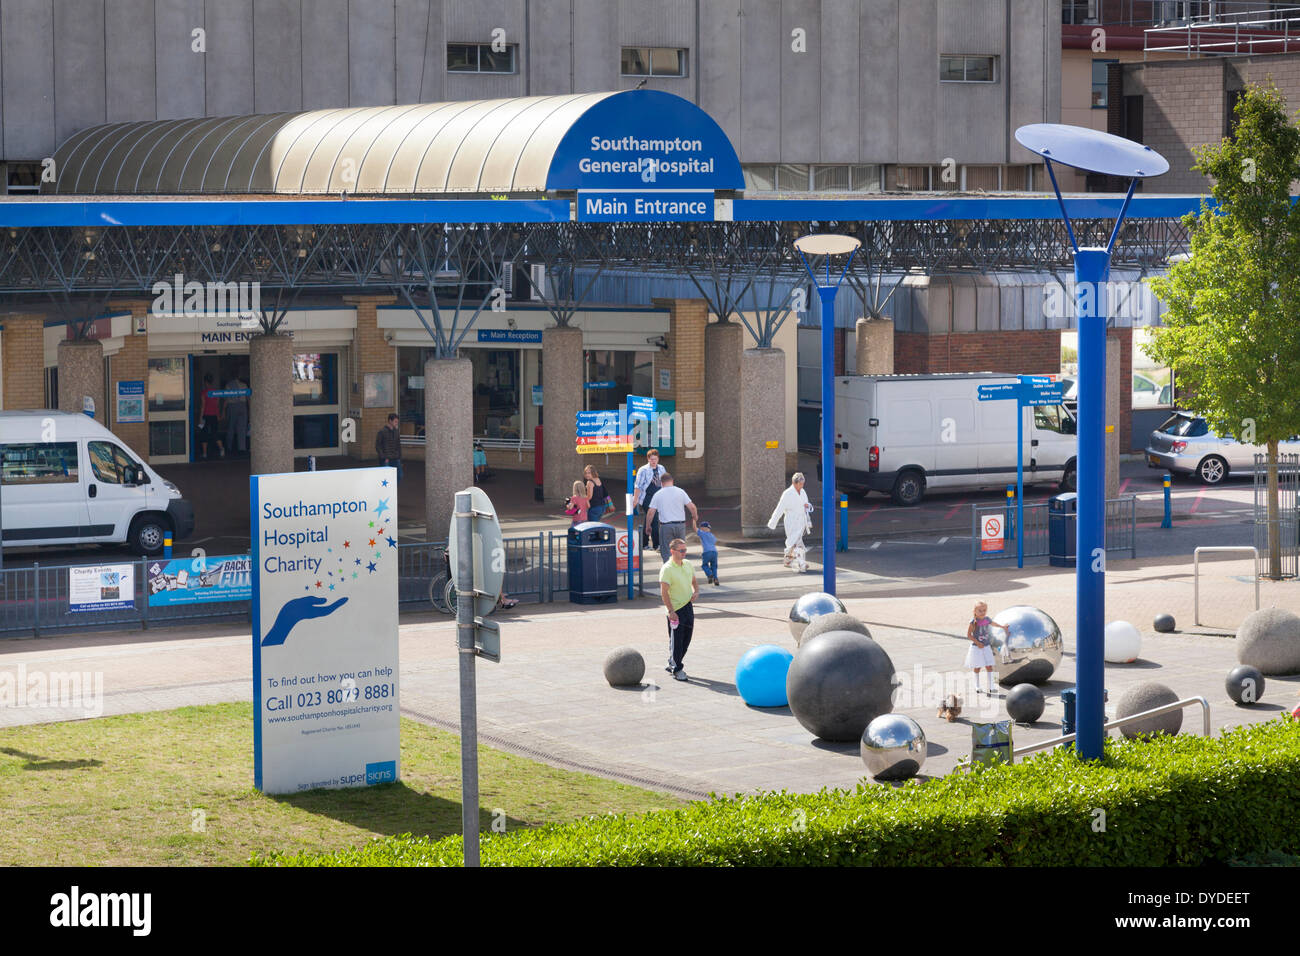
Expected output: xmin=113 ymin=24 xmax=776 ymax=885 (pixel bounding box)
xmin=1147 ymin=81 xmax=1300 ymax=579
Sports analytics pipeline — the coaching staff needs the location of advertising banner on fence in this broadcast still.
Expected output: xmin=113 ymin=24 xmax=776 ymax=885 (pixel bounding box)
xmin=147 ymin=555 xmax=252 ymax=606
xmin=251 ymin=467 xmax=399 ymax=795
xmin=68 ymin=564 xmax=135 ymax=612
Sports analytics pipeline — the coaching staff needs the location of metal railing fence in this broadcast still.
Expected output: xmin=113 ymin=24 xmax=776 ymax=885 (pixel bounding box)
xmin=971 ymin=495 xmax=1137 ymax=568
xmin=1 ymin=531 xmax=647 ymax=637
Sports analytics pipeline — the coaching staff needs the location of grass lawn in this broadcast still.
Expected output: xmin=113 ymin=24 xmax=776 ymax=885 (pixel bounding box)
xmin=0 ymin=702 xmax=682 ymax=866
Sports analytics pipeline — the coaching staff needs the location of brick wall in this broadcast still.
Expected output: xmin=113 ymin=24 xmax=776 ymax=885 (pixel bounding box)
xmin=894 ymin=330 xmax=1062 ymax=376
xmin=343 ymin=295 xmax=396 ymax=462
xmin=1 ymin=314 xmax=46 ymax=410
xmin=651 ymin=298 xmax=707 ymax=484
xmin=106 ymin=301 xmax=150 ymax=454
xmin=1132 ymin=59 xmax=1228 ymax=193
xmin=1110 ymin=326 xmax=1133 ymax=452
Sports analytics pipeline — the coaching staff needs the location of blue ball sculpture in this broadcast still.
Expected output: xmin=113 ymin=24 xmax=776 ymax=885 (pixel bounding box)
xmin=735 ymin=645 xmax=794 ymax=708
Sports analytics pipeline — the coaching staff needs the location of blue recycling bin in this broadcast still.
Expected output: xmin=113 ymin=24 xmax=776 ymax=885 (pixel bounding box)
xmin=568 ymin=521 xmax=617 ymax=604
xmin=1049 ymin=492 xmax=1078 ymax=568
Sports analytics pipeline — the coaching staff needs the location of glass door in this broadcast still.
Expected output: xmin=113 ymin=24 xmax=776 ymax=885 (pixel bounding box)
xmin=147 ymin=356 xmax=189 ymax=464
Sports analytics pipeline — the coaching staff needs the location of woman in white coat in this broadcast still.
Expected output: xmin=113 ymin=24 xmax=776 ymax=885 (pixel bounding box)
xmin=767 ymin=473 xmax=813 ymax=570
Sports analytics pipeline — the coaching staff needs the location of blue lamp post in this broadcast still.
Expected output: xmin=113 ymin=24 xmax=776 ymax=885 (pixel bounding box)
xmin=1014 ymin=125 xmax=1168 ymax=760
xmin=794 ymin=233 xmax=861 ymax=596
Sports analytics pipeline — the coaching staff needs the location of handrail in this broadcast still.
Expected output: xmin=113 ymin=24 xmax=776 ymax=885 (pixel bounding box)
xmin=1010 ymin=695 xmax=1211 ymax=760
xmin=1193 ymin=546 xmax=1259 ymax=626
xmin=957 ymin=695 xmax=1211 ymax=770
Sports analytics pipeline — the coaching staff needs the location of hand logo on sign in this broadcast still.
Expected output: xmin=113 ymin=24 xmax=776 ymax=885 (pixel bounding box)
xmin=261 ymin=595 xmax=349 ymax=647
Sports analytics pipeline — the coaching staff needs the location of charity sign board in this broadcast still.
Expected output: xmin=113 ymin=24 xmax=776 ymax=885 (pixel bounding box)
xmin=251 ymin=467 xmax=399 ymax=794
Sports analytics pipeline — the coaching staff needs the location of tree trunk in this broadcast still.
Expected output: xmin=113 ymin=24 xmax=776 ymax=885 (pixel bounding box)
xmin=1267 ymin=439 xmax=1281 ymax=580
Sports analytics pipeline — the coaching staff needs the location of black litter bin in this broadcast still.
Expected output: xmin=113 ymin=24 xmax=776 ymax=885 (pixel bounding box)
xmin=1049 ymin=492 xmax=1078 ymax=567
xmin=568 ymin=521 xmax=617 ymax=604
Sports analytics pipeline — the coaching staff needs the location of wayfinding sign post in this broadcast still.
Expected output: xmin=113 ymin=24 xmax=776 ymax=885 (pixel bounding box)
xmin=977 ymin=376 xmax=1066 ymax=569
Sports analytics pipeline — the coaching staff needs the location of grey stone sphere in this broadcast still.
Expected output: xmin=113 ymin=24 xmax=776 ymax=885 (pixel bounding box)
xmin=1236 ymin=607 xmax=1300 ymax=675
xmin=788 ymin=592 xmax=848 ymax=643
xmin=603 ymin=646 xmax=645 ymax=687
xmin=1153 ymin=613 xmax=1176 ymax=633
xmin=860 ymin=714 xmax=927 ymax=781
xmin=1226 ymin=665 xmax=1265 ymax=705
xmin=990 ymin=605 xmax=1064 ymax=685
xmin=786 ymin=630 xmax=898 ymax=742
xmin=1005 ymin=683 xmax=1045 ymax=724
xmin=1115 ymin=681 xmax=1182 ymax=739
xmin=798 ymin=611 xmax=872 ymax=648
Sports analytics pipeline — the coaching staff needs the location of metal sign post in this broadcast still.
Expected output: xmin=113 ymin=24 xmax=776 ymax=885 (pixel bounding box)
xmin=1014 ymin=123 xmax=1167 ymax=760
xmin=978 ymin=377 xmax=1065 ymax=568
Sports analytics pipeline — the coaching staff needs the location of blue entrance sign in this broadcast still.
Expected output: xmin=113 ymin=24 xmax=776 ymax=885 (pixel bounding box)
xmin=477 ymin=329 xmax=542 ymax=344
xmin=577 ymin=190 xmax=714 ymax=222
xmin=978 ymin=376 xmax=1073 ymax=569
xmin=546 ymin=91 xmax=744 ymax=192
xmin=622 ymin=395 xmax=656 ymax=599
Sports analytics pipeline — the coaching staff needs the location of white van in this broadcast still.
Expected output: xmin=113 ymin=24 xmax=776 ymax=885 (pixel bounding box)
xmin=0 ymin=411 xmax=194 ymax=554
xmin=832 ymin=373 xmax=1078 ymax=506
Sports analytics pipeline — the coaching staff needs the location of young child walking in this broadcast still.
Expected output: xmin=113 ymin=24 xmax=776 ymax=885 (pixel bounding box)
xmin=695 ymin=520 xmax=719 ymax=585
xmin=966 ymin=601 xmax=1008 ymax=695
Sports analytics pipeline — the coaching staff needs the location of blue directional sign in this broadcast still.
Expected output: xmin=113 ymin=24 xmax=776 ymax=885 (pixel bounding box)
xmin=626 ymin=394 xmax=656 ymax=422
xmin=978 ymin=383 xmax=1019 ymax=400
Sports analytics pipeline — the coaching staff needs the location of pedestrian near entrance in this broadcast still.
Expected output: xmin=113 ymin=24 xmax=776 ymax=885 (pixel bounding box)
xmin=633 ymin=449 xmax=666 ymax=550
xmin=695 ymin=520 xmax=720 ymax=585
xmin=966 ymin=601 xmax=1007 ymax=696
xmin=376 ymin=413 xmax=403 ymax=484
xmin=473 ymin=442 xmax=488 ymax=482
xmin=223 ymin=375 xmax=249 ymax=456
xmin=767 ymin=473 xmax=812 ymax=569
xmin=644 ymin=472 xmax=698 ymax=563
xmin=584 ymin=464 xmax=612 ymax=522
xmin=199 ymin=374 xmax=224 ymax=460
xmin=565 ymin=480 xmax=590 ymax=525
xmin=659 ymin=537 xmax=699 ymax=681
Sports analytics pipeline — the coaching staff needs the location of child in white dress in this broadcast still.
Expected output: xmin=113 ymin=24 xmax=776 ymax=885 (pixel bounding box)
xmin=966 ymin=601 xmax=1008 ymax=695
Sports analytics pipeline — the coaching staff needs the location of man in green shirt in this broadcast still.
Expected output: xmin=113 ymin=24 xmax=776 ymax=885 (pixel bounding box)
xmin=658 ymin=537 xmax=699 ymax=681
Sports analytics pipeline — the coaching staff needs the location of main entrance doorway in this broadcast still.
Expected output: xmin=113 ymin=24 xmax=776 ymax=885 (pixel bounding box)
xmin=191 ymin=354 xmax=251 ymax=461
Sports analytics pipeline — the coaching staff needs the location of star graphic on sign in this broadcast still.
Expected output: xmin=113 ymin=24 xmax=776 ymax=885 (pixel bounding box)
xmin=381 ymin=479 xmax=389 ymax=487
xmin=352 ymin=572 xmax=358 ymax=579
xmin=369 ymin=521 xmax=375 ymax=528
xmin=355 ymin=558 xmax=362 ymax=566
xmin=315 ymin=581 xmax=322 ymax=588
xmin=386 ymin=536 xmax=397 ymax=548
xmin=327 ymin=547 xmax=332 ymax=553
xmin=367 ymin=562 xmax=377 ymax=574
xmin=368 ymin=538 xmax=376 ymax=547
xmin=377 ymin=527 xmax=385 ymax=535
xmin=375 ymin=498 xmax=390 ymax=520
xmin=343 ymin=540 xmax=350 ymax=548
xmin=374 ymin=550 xmax=382 ymax=559
xmin=328 ymin=584 xmax=335 ymax=591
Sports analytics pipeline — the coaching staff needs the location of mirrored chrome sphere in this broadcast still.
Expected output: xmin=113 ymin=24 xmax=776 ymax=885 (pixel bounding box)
xmin=990 ymin=605 xmax=1064 ymax=685
xmin=860 ymin=714 xmax=927 ymax=781
xmin=788 ymin=592 xmax=848 ymax=643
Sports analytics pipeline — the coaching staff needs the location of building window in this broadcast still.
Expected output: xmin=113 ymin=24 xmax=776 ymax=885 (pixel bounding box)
xmin=940 ymin=55 xmax=997 ymax=83
xmin=447 ymin=42 xmax=518 ymax=74
xmin=776 ymin=164 xmax=811 ymax=191
xmin=1092 ymin=59 xmax=1117 ymax=108
xmin=470 ymin=349 xmax=522 ymax=438
xmin=292 ymin=353 xmax=338 ymax=406
xmin=1062 ymin=0 xmax=1098 ymax=25
xmin=6 ymin=162 xmax=41 ymax=194
xmin=621 ymin=47 xmax=688 ymax=77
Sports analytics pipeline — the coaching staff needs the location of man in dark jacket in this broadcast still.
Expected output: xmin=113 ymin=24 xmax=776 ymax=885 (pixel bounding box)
xmin=376 ymin=413 xmax=403 ymax=484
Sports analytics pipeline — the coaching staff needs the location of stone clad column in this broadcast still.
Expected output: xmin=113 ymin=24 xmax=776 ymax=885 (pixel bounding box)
xmin=1 ymin=314 xmax=48 ymax=410
xmin=250 ymin=333 xmax=294 ymax=476
xmin=740 ymin=347 xmax=786 ymax=537
xmin=56 ymin=339 xmax=105 ymax=419
xmin=705 ymin=320 xmax=742 ymax=495
xmin=855 ymin=317 xmax=895 ymax=375
xmin=424 ymin=355 xmax=473 ymax=541
xmin=542 ymin=324 xmax=583 ymax=503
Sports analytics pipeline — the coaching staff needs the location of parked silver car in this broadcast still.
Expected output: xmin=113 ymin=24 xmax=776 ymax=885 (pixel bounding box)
xmin=1146 ymin=411 xmax=1300 ymax=484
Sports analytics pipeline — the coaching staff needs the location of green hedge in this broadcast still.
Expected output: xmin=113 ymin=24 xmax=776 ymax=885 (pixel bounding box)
xmin=258 ymin=717 xmax=1300 ymax=867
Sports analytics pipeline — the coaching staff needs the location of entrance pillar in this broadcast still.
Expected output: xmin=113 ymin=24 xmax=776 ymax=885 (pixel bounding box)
xmin=1 ymin=314 xmax=47 ymax=410
xmin=740 ymin=347 xmax=786 ymax=537
xmin=541 ymin=325 xmax=583 ymax=503
xmin=704 ymin=320 xmax=743 ymax=495
xmin=855 ymin=317 xmax=895 ymax=375
xmin=56 ymin=339 xmax=105 ymax=418
xmin=424 ymin=355 xmax=473 ymax=539
xmin=250 ymin=333 xmax=294 ymax=476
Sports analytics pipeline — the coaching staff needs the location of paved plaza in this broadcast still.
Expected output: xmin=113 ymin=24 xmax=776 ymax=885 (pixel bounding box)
xmin=3 ymin=549 xmax=1295 ymax=800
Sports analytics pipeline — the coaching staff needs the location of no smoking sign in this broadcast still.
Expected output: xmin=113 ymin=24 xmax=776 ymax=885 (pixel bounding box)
xmin=981 ymin=515 xmax=1004 ymax=554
